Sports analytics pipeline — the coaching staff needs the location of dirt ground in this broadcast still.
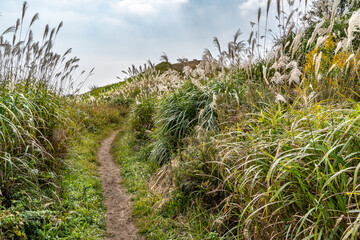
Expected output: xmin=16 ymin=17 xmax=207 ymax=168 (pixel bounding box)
xmin=97 ymin=131 xmax=139 ymax=240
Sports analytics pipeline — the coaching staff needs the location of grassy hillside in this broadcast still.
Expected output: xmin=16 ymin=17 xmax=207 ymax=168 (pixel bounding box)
xmin=2 ymin=0 xmax=360 ymax=239
xmin=86 ymin=59 xmax=201 ymax=98
xmin=91 ymin=0 xmax=360 ymax=239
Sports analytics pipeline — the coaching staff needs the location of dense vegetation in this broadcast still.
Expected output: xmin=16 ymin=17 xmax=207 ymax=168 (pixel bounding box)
xmin=90 ymin=0 xmax=360 ymax=239
xmin=0 ymin=2 xmax=123 ymax=238
xmin=2 ymin=0 xmax=360 ymax=239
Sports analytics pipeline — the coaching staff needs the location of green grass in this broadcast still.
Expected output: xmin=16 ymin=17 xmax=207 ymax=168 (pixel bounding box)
xmin=111 ymin=122 xmax=161 ymax=238
xmin=87 ymin=81 xmax=127 ymax=97
xmin=94 ymin=3 xmax=360 ymax=237
xmin=0 ymin=102 xmax=120 ymax=239
xmin=3 ymin=0 xmax=360 ymax=239
xmin=172 ymin=100 xmax=360 ymax=239
xmin=111 ymin=118 xmax=228 ymax=239
xmin=154 ymin=62 xmax=172 ymax=73
xmin=55 ymin=127 xmax=116 ymax=239
xmin=0 ymin=5 xmax=125 ymax=237
xmin=88 ymin=2 xmax=360 ymax=239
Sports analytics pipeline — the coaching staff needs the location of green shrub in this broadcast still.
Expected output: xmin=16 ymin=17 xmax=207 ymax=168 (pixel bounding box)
xmin=131 ymin=97 xmax=156 ymax=140
xmin=174 ymin=101 xmax=360 ymax=239
xmin=150 ymin=81 xmax=212 ymax=165
xmin=149 ymin=77 xmax=244 ymax=165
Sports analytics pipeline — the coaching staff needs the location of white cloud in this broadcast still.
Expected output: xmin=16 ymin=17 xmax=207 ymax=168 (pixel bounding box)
xmin=239 ymin=0 xmax=266 ymax=16
xmin=110 ymin=0 xmax=188 ymax=16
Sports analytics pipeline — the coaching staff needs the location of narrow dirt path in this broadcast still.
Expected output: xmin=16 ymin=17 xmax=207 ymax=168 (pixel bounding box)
xmin=98 ymin=130 xmax=139 ymax=240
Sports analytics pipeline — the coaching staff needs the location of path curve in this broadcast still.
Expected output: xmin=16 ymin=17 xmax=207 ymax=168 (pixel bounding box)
xmin=98 ymin=130 xmax=139 ymax=240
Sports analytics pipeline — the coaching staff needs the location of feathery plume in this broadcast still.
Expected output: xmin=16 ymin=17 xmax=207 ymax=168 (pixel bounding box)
xmin=289 ymin=67 xmax=301 ymax=84
xmin=290 ymin=28 xmax=304 ymax=57
xmin=346 ymin=9 xmax=360 ymax=49
xmin=276 ymin=0 xmax=281 ymax=18
xmin=263 ymin=65 xmax=269 ymax=85
xmin=29 ymin=13 xmax=39 ymax=27
xmin=275 ymin=93 xmax=286 ymax=103
xmin=271 ymin=71 xmax=283 ymax=84
xmin=258 ymin=7 xmax=261 ymax=23
xmin=315 ymin=35 xmax=328 ymax=49
xmin=315 ymin=52 xmax=322 ymax=76
xmin=328 ymin=0 xmax=340 ymax=34
xmin=307 ymin=19 xmax=325 ymax=49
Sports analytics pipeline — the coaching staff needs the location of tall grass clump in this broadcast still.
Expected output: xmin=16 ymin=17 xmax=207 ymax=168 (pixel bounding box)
xmin=165 ymin=0 xmax=360 ymax=238
xmin=130 ymin=97 xmax=156 ymax=140
xmin=149 ymin=76 xmax=244 ymax=165
xmin=79 ymin=0 xmax=360 ymax=238
xmin=175 ymin=101 xmax=360 ymax=239
xmin=0 ymin=2 xmax=100 ymax=239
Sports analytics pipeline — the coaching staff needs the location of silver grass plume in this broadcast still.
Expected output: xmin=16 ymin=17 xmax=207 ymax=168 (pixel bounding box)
xmin=345 ymin=9 xmax=360 ymax=49
xmin=328 ymin=0 xmax=340 ymax=34
xmin=160 ymin=52 xmax=169 ymax=63
xmin=307 ymin=19 xmax=326 ymax=49
xmin=264 ymin=0 xmax=271 ymax=53
xmin=315 ymin=52 xmax=322 ymax=76
xmin=290 ymin=28 xmax=304 ymax=57
xmin=315 ymin=35 xmax=328 ymax=49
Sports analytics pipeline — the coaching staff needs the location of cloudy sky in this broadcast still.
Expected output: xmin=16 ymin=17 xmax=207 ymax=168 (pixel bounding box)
xmin=0 ymin=0 xmax=285 ymax=92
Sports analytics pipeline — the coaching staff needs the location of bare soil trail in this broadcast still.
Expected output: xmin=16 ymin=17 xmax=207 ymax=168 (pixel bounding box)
xmin=98 ymin=130 xmax=139 ymax=240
